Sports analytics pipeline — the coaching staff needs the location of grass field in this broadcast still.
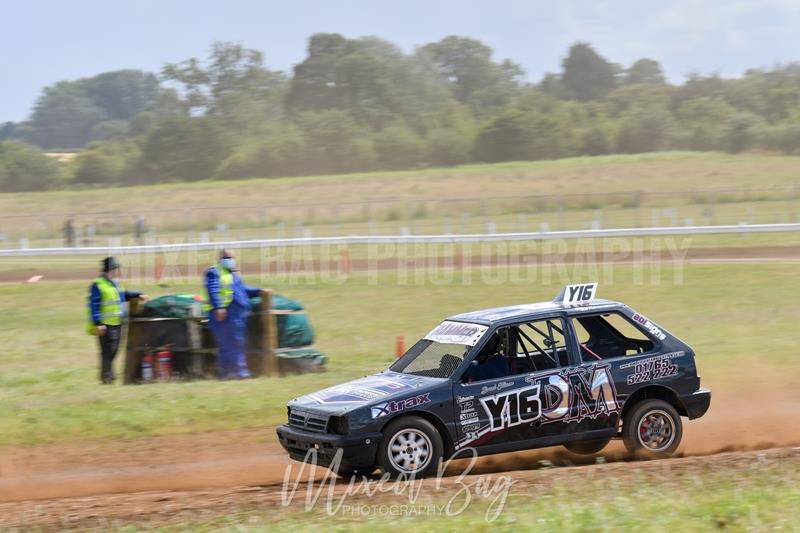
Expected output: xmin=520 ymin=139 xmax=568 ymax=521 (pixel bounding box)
xmin=2 ymin=151 xmax=800 ymax=246
xmin=12 ymin=195 xmax=799 ymax=247
xmin=3 ymin=153 xmax=800 ymax=530
xmin=2 ymin=250 xmax=799 ymax=446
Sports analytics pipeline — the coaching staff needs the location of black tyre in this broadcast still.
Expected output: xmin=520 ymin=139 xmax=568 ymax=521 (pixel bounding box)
xmin=563 ymin=436 xmax=612 ymax=455
xmin=622 ymin=399 xmax=682 ymax=457
xmin=378 ymin=416 xmax=443 ymax=478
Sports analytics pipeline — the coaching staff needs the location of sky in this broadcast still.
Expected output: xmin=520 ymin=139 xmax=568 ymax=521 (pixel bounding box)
xmin=2 ymin=0 xmax=800 ymax=122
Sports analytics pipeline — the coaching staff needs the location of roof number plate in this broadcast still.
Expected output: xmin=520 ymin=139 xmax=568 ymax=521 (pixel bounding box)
xmin=559 ymin=282 xmax=598 ymax=305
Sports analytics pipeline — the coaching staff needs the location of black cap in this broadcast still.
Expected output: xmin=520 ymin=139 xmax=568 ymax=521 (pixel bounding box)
xmin=102 ymin=257 xmax=121 ymax=273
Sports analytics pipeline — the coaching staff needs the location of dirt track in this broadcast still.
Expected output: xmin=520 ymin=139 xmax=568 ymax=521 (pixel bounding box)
xmin=2 ymin=447 xmax=798 ymax=531
xmin=2 ymin=378 xmax=799 ymax=529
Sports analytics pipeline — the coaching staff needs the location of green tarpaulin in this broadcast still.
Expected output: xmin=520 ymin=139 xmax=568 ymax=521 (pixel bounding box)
xmin=142 ymin=293 xmax=316 ymax=349
xmin=141 ymin=294 xmax=203 ymax=319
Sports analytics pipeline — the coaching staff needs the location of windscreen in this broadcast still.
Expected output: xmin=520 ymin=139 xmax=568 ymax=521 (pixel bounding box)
xmin=390 ymin=339 xmax=469 ymax=379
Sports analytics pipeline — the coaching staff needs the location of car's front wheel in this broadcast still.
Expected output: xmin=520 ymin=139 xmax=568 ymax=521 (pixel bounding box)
xmin=378 ymin=416 xmax=443 ymax=478
xmin=622 ymin=399 xmax=682 ymax=457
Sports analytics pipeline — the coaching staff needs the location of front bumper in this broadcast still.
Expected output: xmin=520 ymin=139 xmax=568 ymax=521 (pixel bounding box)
xmin=276 ymin=424 xmax=382 ymax=469
xmin=680 ymin=387 xmax=711 ymax=419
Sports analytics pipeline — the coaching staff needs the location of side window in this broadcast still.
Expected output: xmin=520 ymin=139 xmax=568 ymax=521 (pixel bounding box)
xmin=460 ymin=317 xmax=567 ymax=383
xmin=510 ymin=318 xmax=568 ymax=371
xmin=460 ymin=329 xmax=511 ymax=383
xmin=572 ymin=312 xmax=656 ymax=362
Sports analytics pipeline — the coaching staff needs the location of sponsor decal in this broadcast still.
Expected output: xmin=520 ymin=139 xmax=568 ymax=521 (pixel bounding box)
xmin=457 ymin=391 xmax=480 ymax=428
xmin=631 ymin=313 xmax=667 ymax=341
xmin=458 ymin=393 xmax=479 ymax=425
xmin=558 ymin=364 xmax=621 ymax=422
xmin=371 ymin=393 xmax=432 ymax=418
xmin=479 ymin=381 xmax=515 ymax=395
xmin=456 ymin=364 xmax=621 ymax=449
xmin=620 ymin=351 xmax=684 ymax=384
xmin=425 ymin=321 xmax=488 ymax=346
xmin=458 ymin=400 xmax=475 ymax=411
xmin=308 ymin=376 xmax=415 ymax=404
xmin=326 ymin=387 xmax=386 ymax=401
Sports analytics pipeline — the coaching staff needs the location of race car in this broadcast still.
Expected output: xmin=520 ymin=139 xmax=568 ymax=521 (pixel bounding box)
xmin=276 ymin=283 xmax=711 ymax=477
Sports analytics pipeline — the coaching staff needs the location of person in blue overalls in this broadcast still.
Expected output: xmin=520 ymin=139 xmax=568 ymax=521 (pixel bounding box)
xmin=205 ymin=249 xmax=262 ymax=379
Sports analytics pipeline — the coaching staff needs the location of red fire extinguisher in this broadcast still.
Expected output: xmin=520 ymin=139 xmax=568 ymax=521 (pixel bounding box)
xmin=156 ymin=345 xmax=173 ymax=382
xmin=141 ymin=352 xmax=154 ymax=383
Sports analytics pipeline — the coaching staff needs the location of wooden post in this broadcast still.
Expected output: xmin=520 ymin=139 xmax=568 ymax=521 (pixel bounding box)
xmin=260 ymin=289 xmax=279 ymax=377
xmin=123 ymin=297 xmax=143 ymax=384
xmin=187 ymin=319 xmax=204 ymax=377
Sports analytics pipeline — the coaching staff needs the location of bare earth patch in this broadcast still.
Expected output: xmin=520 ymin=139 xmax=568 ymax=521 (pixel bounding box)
xmin=1 ymin=376 xmax=799 ymax=529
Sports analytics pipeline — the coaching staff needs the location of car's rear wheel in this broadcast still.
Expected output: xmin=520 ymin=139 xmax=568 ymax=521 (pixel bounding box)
xmin=622 ymin=399 xmax=682 ymax=457
xmin=378 ymin=416 xmax=443 ymax=478
xmin=563 ymin=436 xmax=612 ymax=455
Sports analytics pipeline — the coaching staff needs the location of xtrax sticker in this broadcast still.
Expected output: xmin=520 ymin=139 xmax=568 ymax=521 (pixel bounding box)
xmin=371 ymin=393 xmax=431 ymax=418
xmin=425 ymin=321 xmax=488 ymax=346
xmin=620 ymin=352 xmax=684 ymax=385
xmin=631 ymin=313 xmax=667 ymax=341
xmin=456 ymin=364 xmax=620 ymax=449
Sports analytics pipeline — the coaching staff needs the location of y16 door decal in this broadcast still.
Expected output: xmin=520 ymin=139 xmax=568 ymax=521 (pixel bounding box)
xmin=456 ymin=363 xmax=620 ymax=449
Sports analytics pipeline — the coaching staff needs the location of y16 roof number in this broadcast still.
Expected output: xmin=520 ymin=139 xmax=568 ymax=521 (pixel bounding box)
xmin=561 ymin=282 xmax=598 ymax=306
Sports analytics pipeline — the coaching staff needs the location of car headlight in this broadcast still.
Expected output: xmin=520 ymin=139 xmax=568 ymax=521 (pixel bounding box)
xmin=328 ymin=416 xmax=349 ymax=435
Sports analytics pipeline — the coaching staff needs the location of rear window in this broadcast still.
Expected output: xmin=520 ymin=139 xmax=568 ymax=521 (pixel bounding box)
xmin=572 ymin=312 xmax=656 ymax=361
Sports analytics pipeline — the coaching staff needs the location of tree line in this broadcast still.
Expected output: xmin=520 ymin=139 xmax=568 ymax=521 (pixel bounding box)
xmin=2 ymin=36 xmax=800 ymax=192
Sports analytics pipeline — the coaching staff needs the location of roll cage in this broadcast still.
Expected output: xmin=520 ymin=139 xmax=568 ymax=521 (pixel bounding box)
xmin=451 ymin=304 xmax=658 ymax=382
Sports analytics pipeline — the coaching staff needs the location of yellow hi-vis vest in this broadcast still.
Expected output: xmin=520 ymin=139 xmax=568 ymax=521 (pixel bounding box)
xmin=87 ymin=276 xmax=123 ymax=335
xmin=207 ymin=264 xmax=233 ymax=310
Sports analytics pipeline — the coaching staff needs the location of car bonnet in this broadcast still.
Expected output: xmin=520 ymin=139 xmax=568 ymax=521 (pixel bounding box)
xmin=288 ymin=371 xmax=443 ymax=414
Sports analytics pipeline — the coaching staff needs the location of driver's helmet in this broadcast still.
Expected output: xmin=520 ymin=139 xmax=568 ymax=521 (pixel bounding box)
xmin=479 ymin=334 xmax=502 ymax=362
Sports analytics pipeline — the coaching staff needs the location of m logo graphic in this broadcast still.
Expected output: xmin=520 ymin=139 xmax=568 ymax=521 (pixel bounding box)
xmin=570 ymin=365 xmax=620 ymax=419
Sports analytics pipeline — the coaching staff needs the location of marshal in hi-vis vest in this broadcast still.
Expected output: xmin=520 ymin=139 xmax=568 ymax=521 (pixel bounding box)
xmin=86 ymin=276 xmax=124 ymax=335
xmin=202 ymin=264 xmax=234 ymax=314
xmin=216 ymin=264 xmax=234 ymax=308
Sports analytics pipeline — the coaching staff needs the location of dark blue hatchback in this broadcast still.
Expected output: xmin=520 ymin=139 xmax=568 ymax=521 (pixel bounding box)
xmin=277 ymin=283 xmax=711 ymax=477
